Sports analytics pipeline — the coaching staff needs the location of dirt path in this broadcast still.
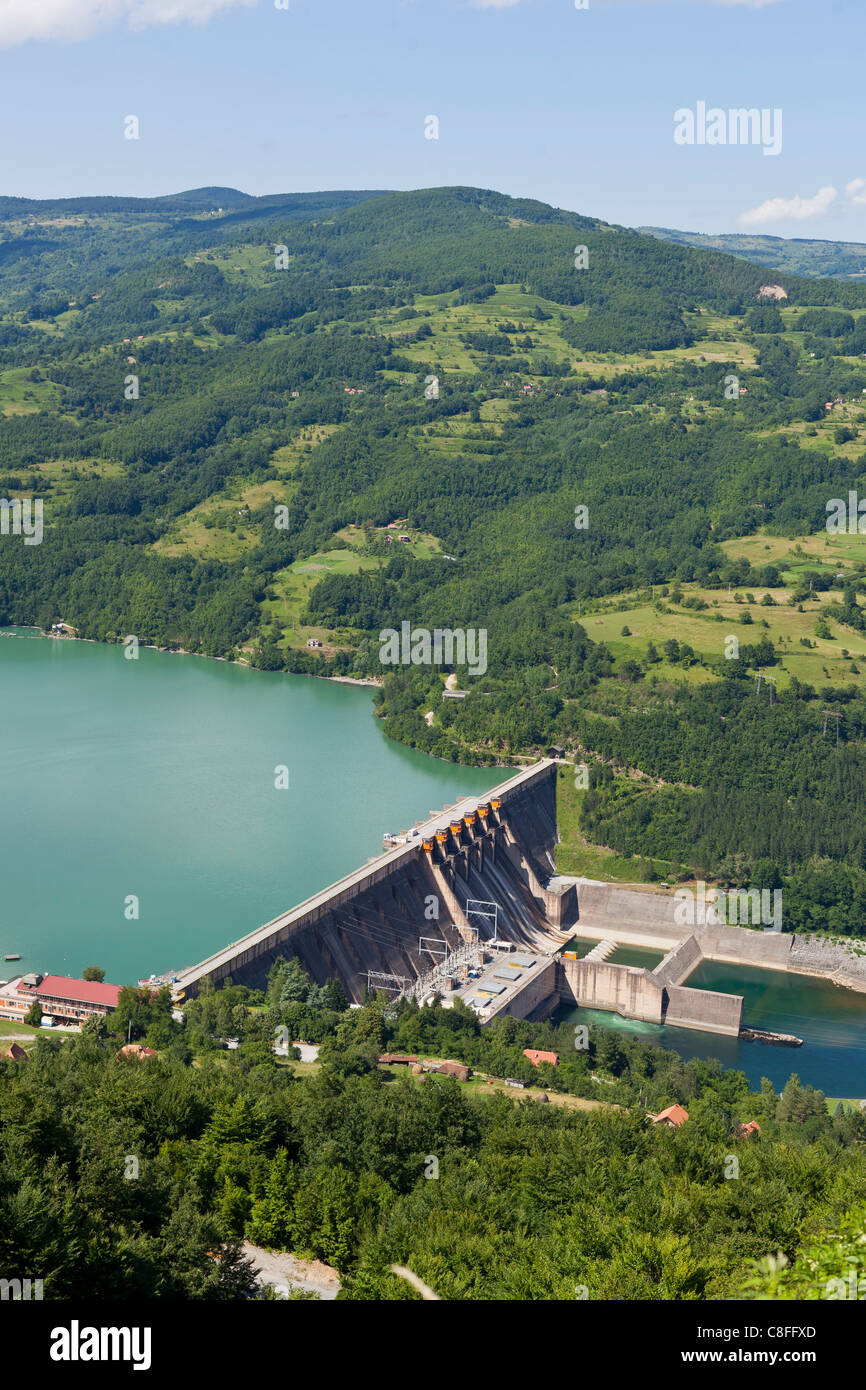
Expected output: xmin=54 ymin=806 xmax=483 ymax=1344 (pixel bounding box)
xmin=243 ymin=1243 xmax=341 ymax=1300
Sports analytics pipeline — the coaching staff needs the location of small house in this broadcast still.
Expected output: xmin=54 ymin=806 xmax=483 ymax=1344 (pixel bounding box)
xmin=650 ymin=1104 xmax=689 ymax=1128
xmin=523 ymin=1048 xmax=559 ymax=1068
xmin=434 ymin=1061 xmax=470 ymax=1082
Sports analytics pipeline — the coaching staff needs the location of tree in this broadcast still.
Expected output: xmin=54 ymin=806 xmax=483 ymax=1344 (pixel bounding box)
xmin=24 ymin=1000 xmax=42 ymax=1026
xmin=278 ymin=958 xmax=313 ymax=1008
xmin=82 ymin=966 xmax=105 ymax=983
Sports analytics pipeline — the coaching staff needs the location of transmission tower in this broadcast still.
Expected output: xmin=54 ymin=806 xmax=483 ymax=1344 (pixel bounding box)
xmin=366 ymin=970 xmax=408 ymax=999
xmin=756 ymin=671 xmax=777 ymax=704
xmin=466 ymin=899 xmax=499 ymax=943
xmin=822 ymin=708 xmax=842 ymax=749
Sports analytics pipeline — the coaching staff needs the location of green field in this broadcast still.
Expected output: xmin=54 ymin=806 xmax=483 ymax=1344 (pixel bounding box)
xmin=570 ymin=532 xmax=866 ymax=694
xmin=0 ymin=1019 xmax=40 ymax=1037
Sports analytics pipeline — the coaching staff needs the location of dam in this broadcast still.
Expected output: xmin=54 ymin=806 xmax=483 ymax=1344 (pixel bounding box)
xmin=172 ymin=759 xmax=824 ymax=1042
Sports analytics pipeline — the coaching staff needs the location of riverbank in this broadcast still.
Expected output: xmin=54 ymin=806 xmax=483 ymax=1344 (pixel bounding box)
xmin=790 ymin=934 xmax=866 ymax=995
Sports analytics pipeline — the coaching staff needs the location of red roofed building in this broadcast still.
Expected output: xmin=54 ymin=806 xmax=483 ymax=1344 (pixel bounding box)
xmin=650 ymin=1104 xmax=689 ymax=1129
xmin=523 ymin=1048 xmax=559 ymax=1068
xmin=737 ymin=1120 xmax=761 ymax=1138
xmin=22 ymin=974 xmax=122 ymax=1026
xmin=434 ymin=1061 xmax=470 ymax=1082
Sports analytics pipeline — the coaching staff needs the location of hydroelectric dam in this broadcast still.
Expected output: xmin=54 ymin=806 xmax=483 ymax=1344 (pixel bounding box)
xmin=171 ymin=759 xmax=803 ymax=1038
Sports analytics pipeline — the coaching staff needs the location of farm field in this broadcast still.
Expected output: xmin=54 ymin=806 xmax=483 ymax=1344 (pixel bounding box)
xmin=572 ymin=533 xmax=866 ymax=693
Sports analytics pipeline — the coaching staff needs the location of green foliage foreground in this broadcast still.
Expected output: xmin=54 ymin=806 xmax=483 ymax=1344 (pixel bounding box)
xmin=2 ymin=965 xmax=865 ymax=1301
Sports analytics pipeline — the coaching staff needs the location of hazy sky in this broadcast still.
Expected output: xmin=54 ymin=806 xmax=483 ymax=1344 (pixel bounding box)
xmin=0 ymin=0 xmax=863 ymax=238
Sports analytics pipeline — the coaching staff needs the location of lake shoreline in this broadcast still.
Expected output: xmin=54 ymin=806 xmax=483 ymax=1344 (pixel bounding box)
xmin=2 ymin=625 xmax=384 ymax=687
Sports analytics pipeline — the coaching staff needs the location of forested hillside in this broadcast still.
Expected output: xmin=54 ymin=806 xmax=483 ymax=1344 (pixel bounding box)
xmin=4 ymin=185 xmax=866 ymax=922
xmin=2 ymin=965 xmax=863 ymax=1301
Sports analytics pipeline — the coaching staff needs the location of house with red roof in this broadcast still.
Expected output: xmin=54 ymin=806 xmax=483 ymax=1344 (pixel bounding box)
xmin=523 ymin=1048 xmax=559 ymax=1068
xmin=650 ymin=1104 xmax=689 ymax=1129
xmin=8 ymin=973 xmax=123 ymax=1027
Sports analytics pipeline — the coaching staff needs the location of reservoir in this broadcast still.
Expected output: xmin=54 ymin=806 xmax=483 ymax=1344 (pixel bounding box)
xmin=0 ymin=630 xmax=492 ymax=984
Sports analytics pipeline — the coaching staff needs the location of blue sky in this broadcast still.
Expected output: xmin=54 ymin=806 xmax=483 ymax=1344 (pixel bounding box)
xmin=0 ymin=0 xmax=863 ymax=238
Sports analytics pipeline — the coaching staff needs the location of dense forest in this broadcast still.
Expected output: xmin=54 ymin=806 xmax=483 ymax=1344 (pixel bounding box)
xmin=3 ymin=184 xmax=866 ymax=923
xmin=2 ymin=964 xmax=863 ymax=1301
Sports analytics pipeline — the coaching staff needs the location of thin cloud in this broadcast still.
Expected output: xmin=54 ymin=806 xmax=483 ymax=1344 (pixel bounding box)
xmin=0 ymin=0 xmax=260 ymax=47
xmin=738 ymin=185 xmax=838 ymax=228
xmin=846 ymin=178 xmax=866 ymax=208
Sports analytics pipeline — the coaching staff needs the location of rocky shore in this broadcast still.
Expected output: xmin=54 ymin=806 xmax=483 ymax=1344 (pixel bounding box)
xmin=789 ymin=935 xmax=866 ymax=994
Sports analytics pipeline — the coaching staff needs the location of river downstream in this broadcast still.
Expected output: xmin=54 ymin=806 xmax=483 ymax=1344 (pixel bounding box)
xmin=556 ymin=948 xmax=866 ymax=1094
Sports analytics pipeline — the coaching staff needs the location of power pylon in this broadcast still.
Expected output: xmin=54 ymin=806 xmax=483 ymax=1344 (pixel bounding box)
xmin=756 ymin=671 xmax=777 ymax=704
xmin=822 ymin=708 xmax=842 ymax=749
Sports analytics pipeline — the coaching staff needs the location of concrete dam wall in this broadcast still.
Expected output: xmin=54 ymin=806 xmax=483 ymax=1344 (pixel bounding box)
xmin=175 ymin=760 xmax=564 ymax=1001
xmin=173 ymin=758 xmax=769 ymax=1039
xmin=665 ymin=984 xmax=742 ymax=1036
xmin=559 ymin=958 xmax=665 ymax=1025
xmin=573 ymin=881 xmax=794 ymax=971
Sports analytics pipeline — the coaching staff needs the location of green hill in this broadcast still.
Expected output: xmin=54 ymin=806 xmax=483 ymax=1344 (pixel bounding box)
xmin=4 ymin=184 xmax=866 ymax=911
xmin=640 ymin=225 xmax=866 ymax=282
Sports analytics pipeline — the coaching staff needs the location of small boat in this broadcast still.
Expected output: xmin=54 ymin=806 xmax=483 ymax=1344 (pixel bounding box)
xmin=740 ymin=1026 xmax=803 ymax=1048
xmin=4 ymin=953 xmax=21 ymax=962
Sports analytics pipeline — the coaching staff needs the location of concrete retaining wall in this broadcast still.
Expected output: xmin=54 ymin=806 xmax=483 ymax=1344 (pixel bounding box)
xmin=695 ymin=924 xmax=792 ymax=969
xmin=653 ymin=934 xmax=702 ymax=987
xmin=559 ymin=958 xmax=665 ymax=1024
xmin=492 ymin=960 xmax=559 ymax=1022
xmin=573 ymin=880 xmax=795 ymax=972
xmin=665 ymin=984 xmax=743 ymax=1036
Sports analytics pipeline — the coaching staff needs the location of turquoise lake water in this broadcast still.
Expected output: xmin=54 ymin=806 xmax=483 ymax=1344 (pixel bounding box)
xmin=0 ymin=630 xmax=491 ymax=984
